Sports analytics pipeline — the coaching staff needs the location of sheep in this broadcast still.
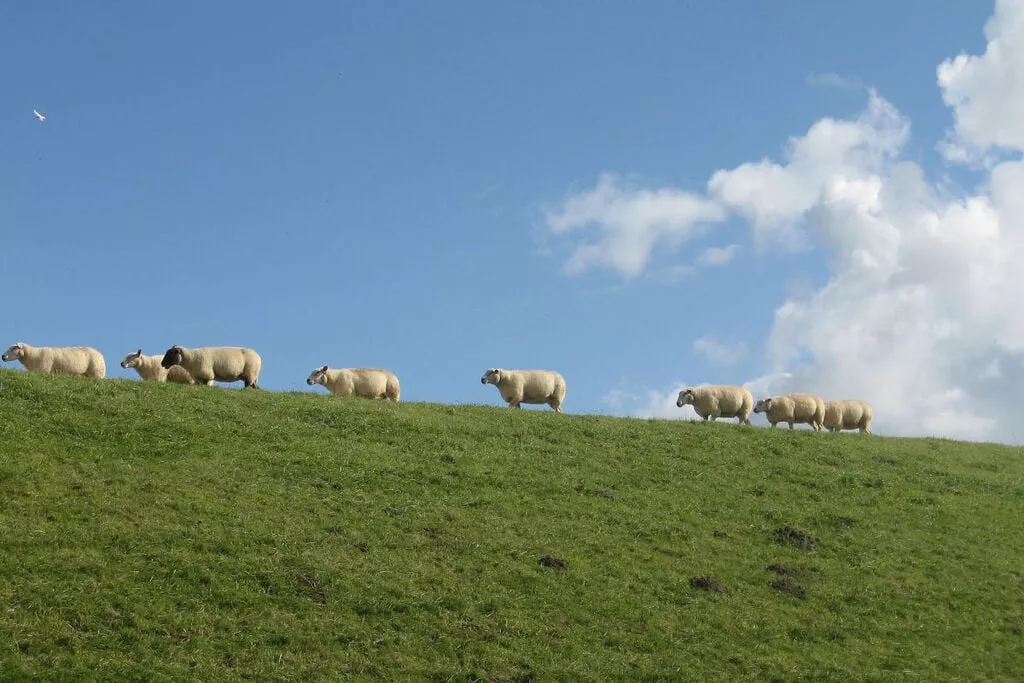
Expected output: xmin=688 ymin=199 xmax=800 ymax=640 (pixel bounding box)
xmin=306 ymin=365 xmax=401 ymax=401
xmin=823 ymin=399 xmax=874 ymax=434
xmin=675 ymin=385 xmax=753 ymax=424
xmin=160 ymin=345 xmax=262 ymax=388
xmin=1 ymin=341 xmax=106 ymax=379
xmin=753 ymin=393 xmax=826 ymax=431
xmin=120 ymin=348 xmax=195 ymax=384
xmin=481 ymin=368 xmax=566 ymax=413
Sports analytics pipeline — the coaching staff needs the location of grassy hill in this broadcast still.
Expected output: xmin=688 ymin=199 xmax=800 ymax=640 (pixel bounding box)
xmin=0 ymin=369 xmax=1022 ymax=681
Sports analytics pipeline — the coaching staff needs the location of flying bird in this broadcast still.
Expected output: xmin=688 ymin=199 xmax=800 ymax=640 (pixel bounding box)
xmin=33 ymin=109 xmax=45 ymax=122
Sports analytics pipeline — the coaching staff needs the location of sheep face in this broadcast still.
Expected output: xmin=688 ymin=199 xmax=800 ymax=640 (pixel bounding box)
xmin=160 ymin=346 xmax=185 ymax=369
xmin=753 ymin=398 xmax=773 ymax=414
xmin=481 ymin=368 xmax=502 ymax=385
xmin=121 ymin=349 xmax=143 ymax=369
xmin=306 ymin=365 xmax=329 ymax=386
xmin=675 ymin=388 xmax=696 ymax=408
xmin=2 ymin=343 xmax=25 ymax=362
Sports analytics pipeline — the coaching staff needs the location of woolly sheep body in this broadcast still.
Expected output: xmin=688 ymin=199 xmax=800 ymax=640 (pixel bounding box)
xmin=823 ymin=399 xmax=874 ymax=433
xmin=754 ymin=393 xmax=825 ymax=431
xmin=675 ymin=385 xmax=753 ymax=424
xmin=306 ymin=366 xmax=400 ymax=401
xmin=481 ymin=368 xmax=566 ymax=413
xmin=2 ymin=342 xmax=105 ymax=379
xmin=160 ymin=345 xmax=262 ymax=388
xmin=120 ymin=349 xmax=194 ymax=384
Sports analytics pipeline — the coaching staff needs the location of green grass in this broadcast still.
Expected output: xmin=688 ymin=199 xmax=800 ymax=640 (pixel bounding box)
xmin=1 ymin=369 xmax=1022 ymax=681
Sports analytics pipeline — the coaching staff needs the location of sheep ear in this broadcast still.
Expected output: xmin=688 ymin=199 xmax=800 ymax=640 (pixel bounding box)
xmin=321 ymin=365 xmax=328 ymax=372
xmin=137 ymin=348 xmax=142 ymax=355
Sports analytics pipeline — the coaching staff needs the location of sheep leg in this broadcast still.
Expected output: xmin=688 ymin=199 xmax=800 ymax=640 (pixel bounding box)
xmin=788 ymin=422 xmax=794 ymax=430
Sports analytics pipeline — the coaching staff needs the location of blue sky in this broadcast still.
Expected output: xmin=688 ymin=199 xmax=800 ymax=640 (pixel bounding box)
xmin=6 ymin=1 xmax=1023 ymax=443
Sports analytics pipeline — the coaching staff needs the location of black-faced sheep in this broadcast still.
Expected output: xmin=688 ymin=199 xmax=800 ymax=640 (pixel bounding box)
xmin=160 ymin=345 xmax=262 ymax=388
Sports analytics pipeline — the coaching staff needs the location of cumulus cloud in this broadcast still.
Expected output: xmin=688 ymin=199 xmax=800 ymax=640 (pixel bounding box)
xmin=938 ymin=0 xmax=1024 ymax=161
xmin=544 ymin=173 xmax=726 ymax=278
xmin=706 ymin=90 xmax=909 ymax=249
xmin=693 ymin=336 xmax=747 ymax=365
xmin=550 ymin=0 xmax=1024 ymax=444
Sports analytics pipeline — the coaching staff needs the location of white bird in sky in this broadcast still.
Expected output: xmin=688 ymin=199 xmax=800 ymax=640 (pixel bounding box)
xmin=33 ymin=109 xmax=45 ymax=122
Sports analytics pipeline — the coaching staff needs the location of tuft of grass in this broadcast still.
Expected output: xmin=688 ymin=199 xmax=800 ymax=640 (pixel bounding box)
xmin=1 ymin=368 xmax=1023 ymax=680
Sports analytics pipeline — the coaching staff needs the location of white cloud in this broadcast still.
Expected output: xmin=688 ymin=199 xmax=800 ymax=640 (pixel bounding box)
xmin=693 ymin=336 xmax=747 ymax=365
xmin=696 ymin=243 xmax=739 ymax=267
xmin=544 ymin=173 xmax=727 ymax=277
xmin=937 ymin=0 xmax=1024 ymax=161
xmin=706 ymin=89 xmax=909 ymax=249
xmin=555 ymin=1 xmax=1024 ymax=444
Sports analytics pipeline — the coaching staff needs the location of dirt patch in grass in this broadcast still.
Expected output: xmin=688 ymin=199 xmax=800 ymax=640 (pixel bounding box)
xmin=689 ymin=576 xmax=727 ymax=593
xmin=765 ymin=564 xmax=802 ymax=577
xmin=776 ymin=526 xmax=816 ymax=550
xmin=771 ymin=578 xmax=806 ymax=599
xmin=538 ymin=555 xmax=567 ymax=570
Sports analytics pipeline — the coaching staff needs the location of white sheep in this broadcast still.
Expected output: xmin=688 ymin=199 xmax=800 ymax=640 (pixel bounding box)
xmin=160 ymin=345 xmax=262 ymax=388
xmin=306 ymin=365 xmax=401 ymax=401
xmin=675 ymin=385 xmax=753 ymax=424
xmin=481 ymin=368 xmax=566 ymax=413
xmin=753 ymin=393 xmax=826 ymax=431
xmin=2 ymin=341 xmax=106 ymax=379
xmin=120 ymin=348 xmax=195 ymax=384
xmin=823 ymin=399 xmax=874 ymax=434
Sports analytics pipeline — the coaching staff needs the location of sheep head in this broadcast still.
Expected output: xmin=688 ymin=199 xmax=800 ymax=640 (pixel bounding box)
xmin=754 ymin=397 xmax=773 ymax=413
xmin=307 ymin=365 xmax=329 ymax=386
xmin=2 ymin=342 xmax=26 ymax=362
xmin=481 ymin=368 xmax=502 ymax=385
xmin=161 ymin=346 xmax=185 ymax=369
xmin=121 ymin=349 xmax=143 ymax=369
xmin=675 ymin=388 xmax=696 ymax=408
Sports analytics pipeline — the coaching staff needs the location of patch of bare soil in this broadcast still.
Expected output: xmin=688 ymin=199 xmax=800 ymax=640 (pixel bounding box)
xmin=689 ymin=576 xmax=727 ymax=593
xmin=776 ymin=526 xmax=816 ymax=550
xmin=770 ymin=578 xmax=806 ymax=599
xmin=538 ymin=555 xmax=567 ymax=570
xmin=765 ymin=564 xmax=802 ymax=577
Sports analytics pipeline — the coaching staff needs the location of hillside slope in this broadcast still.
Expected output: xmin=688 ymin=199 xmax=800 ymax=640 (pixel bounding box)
xmin=0 ymin=369 xmax=1022 ymax=680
